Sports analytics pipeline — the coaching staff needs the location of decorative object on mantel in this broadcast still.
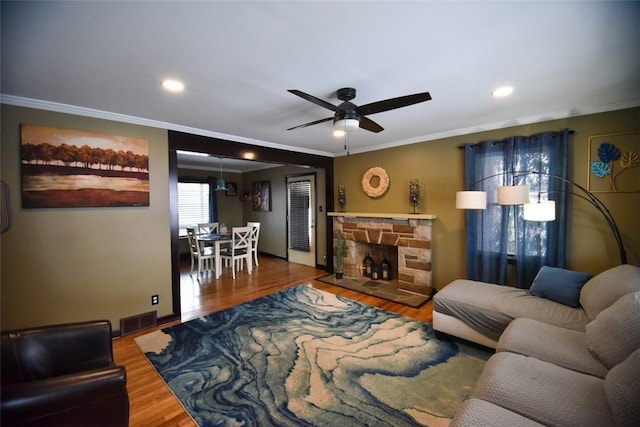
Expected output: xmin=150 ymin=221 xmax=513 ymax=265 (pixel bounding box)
xmin=361 ymin=166 xmax=390 ymax=198
xmin=335 ymin=230 xmax=347 ymax=279
xmin=337 ymin=185 xmax=346 ymax=211
xmin=588 ymin=131 xmax=639 ymax=193
xmin=409 ymin=179 xmax=421 ymax=214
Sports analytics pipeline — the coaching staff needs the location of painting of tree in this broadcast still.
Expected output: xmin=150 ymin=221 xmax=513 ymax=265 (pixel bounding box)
xmin=20 ymin=124 xmax=150 ymax=208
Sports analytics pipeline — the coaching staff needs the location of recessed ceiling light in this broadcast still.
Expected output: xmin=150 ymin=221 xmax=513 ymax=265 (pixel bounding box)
xmin=162 ymin=79 xmax=184 ymax=92
xmin=491 ymin=86 xmax=514 ymax=98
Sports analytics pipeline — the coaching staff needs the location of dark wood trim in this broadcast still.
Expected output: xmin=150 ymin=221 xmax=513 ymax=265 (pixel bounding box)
xmin=167 ymin=130 xmax=334 ymax=320
xmin=168 ymin=148 xmax=181 ymax=319
xmin=168 ymin=130 xmax=333 ymax=169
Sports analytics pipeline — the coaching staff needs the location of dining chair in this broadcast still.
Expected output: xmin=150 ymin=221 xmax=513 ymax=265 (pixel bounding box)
xmin=219 ymin=226 xmax=252 ymax=279
xmin=247 ymin=221 xmax=261 ymax=266
xmin=186 ymin=227 xmax=216 ymax=277
xmin=197 ymin=222 xmax=219 ymax=235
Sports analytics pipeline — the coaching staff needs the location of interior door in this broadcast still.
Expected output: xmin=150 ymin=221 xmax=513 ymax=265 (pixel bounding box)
xmin=287 ymin=174 xmax=316 ymax=267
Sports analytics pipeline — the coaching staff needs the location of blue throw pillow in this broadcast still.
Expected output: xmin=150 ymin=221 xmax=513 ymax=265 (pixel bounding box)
xmin=529 ymin=266 xmax=592 ymax=308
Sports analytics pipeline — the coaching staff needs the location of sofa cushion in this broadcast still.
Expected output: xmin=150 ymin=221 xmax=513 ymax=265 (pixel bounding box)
xmin=473 ymin=352 xmax=613 ymax=427
xmin=497 ymin=318 xmax=608 ymax=378
xmin=604 ymin=348 xmax=640 ymax=427
xmin=528 ymin=266 xmax=591 ymax=307
xmin=451 ymin=398 xmax=545 ymax=427
xmin=586 ymin=291 xmax=640 ymax=369
xmin=435 ymin=279 xmax=589 ymax=341
xmin=579 ymin=264 xmax=640 ymax=320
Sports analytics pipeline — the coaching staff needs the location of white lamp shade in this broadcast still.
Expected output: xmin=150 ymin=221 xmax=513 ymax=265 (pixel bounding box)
xmin=524 ymin=200 xmax=556 ymax=221
xmin=334 ymin=118 xmax=359 ymax=132
xmin=497 ymin=185 xmax=530 ymax=205
xmin=456 ymin=191 xmax=487 ymax=209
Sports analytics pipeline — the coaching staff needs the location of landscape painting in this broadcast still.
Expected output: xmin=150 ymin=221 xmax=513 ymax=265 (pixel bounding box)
xmin=21 ymin=124 xmax=150 ymax=208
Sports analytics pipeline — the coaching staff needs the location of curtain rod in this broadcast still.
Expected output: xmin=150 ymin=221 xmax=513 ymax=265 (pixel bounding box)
xmin=457 ymin=129 xmax=575 ymax=149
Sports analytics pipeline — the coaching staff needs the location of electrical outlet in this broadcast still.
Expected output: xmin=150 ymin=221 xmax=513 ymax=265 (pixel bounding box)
xmin=151 ymin=294 xmax=159 ymax=305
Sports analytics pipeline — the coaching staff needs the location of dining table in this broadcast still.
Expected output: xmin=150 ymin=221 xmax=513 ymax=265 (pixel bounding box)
xmin=197 ymin=233 xmax=233 ymax=279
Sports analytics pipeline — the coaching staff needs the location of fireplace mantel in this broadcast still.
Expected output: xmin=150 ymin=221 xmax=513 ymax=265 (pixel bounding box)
xmin=328 ymin=212 xmax=437 ymax=220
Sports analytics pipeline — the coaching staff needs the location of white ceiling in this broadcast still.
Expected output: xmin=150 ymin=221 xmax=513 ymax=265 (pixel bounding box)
xmin=2 ymin=1 xmax=640 ymax=167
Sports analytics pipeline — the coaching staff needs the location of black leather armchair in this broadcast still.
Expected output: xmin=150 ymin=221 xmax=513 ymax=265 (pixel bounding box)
xmin=1 ymin=320 xmax=129 ymax=426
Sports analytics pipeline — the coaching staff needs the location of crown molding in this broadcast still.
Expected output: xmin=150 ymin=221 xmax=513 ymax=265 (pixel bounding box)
xmin=0 ymin=94 xmax=336 ymax=158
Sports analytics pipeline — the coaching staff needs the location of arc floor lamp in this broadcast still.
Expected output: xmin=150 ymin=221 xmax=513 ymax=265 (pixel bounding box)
xmin=456 ymin=170 xmax=627 ymax=265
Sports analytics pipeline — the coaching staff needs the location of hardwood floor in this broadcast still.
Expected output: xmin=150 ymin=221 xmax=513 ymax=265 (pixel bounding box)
xmin=113 ymin=256 xmax=434 ymax=426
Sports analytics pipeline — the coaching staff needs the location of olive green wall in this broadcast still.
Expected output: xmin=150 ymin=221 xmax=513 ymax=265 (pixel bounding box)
xmin=242 ymin=165 xmax=327 ymax=266
xmin=1 ymin=105 xmax=173 ymax=330
xmin=334 ymin=107 xmax=639 ymax=289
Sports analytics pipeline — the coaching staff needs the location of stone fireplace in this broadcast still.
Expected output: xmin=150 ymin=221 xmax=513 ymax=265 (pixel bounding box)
xmin=329 ymin=212 xmax=436 ymax=295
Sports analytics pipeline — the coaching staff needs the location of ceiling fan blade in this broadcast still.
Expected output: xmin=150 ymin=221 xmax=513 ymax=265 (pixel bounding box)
xmin=287 ymin=116 xmax=333 ymax=131
xmin=359 ymin=116 xmax=384 ymax=133
xmin=357 ymin=92 xmax=432 ymax=116
xmin=288 ymin=90 xmax=341 ymax=112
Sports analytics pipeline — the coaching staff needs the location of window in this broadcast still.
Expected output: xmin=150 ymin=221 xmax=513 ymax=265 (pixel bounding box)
xmin=178 ymin=181 xmax=211 ymax=236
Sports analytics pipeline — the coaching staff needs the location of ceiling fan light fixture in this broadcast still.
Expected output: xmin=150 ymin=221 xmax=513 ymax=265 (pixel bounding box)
xmin=334 ymin=118 xmax=359 ymax=133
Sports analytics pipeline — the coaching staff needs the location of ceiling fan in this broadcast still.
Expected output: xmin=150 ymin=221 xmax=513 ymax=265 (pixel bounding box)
xmin=287 ymin=87 xmax=432 ymax=133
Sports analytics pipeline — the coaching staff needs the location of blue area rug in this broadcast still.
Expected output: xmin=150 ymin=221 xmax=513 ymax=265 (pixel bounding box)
xmin=135 ymin=284 xmax=489 ymax=427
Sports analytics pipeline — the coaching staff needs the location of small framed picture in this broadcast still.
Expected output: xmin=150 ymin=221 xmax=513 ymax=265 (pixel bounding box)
xmin=252 ymin=181 xmax=271 ymax=211
xmin=225 ymin=182 xmax=237 ymax=196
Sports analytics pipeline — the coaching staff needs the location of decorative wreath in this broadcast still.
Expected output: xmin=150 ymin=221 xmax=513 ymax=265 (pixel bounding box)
xmin=361 ymin=166 xmax=390 ymax=198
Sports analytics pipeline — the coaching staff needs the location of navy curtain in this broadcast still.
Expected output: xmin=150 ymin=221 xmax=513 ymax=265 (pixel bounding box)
xmin=464 ymin=129 xmax=570 ymax=288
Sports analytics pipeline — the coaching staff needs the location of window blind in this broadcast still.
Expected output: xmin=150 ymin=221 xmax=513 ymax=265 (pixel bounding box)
xmin=178 ymin=182 xmax=210 ymax=236
xmin=289 ymin=180 xmax=310 ymax=252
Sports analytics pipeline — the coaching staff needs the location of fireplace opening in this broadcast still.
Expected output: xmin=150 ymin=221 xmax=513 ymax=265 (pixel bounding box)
xmin=361 ymin=243 xmax=398 ymax=280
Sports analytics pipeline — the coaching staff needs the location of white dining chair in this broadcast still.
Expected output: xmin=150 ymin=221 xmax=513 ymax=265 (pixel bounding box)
xmin=247 ymin=221 xmax=261 ymax=266
xmin=186 ymin=227 xmax=216 ymax=277
xmin=219 ymin=226 xmax=252 ymax=279
xmin=197 ymin=222 xmax=219 ymax=235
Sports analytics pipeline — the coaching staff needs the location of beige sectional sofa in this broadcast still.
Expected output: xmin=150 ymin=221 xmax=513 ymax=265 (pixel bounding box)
xmin=433 ymin=264 xmax=640 ymax=426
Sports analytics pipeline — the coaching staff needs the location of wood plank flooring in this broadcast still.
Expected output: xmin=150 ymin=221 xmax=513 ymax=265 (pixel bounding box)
xmin=113 ymin=256 xmax=434 ymax=426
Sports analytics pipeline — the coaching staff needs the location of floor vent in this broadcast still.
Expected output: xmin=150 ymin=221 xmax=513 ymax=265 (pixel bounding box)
xmin=120 ymin=310 xmax=157 ymax=336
